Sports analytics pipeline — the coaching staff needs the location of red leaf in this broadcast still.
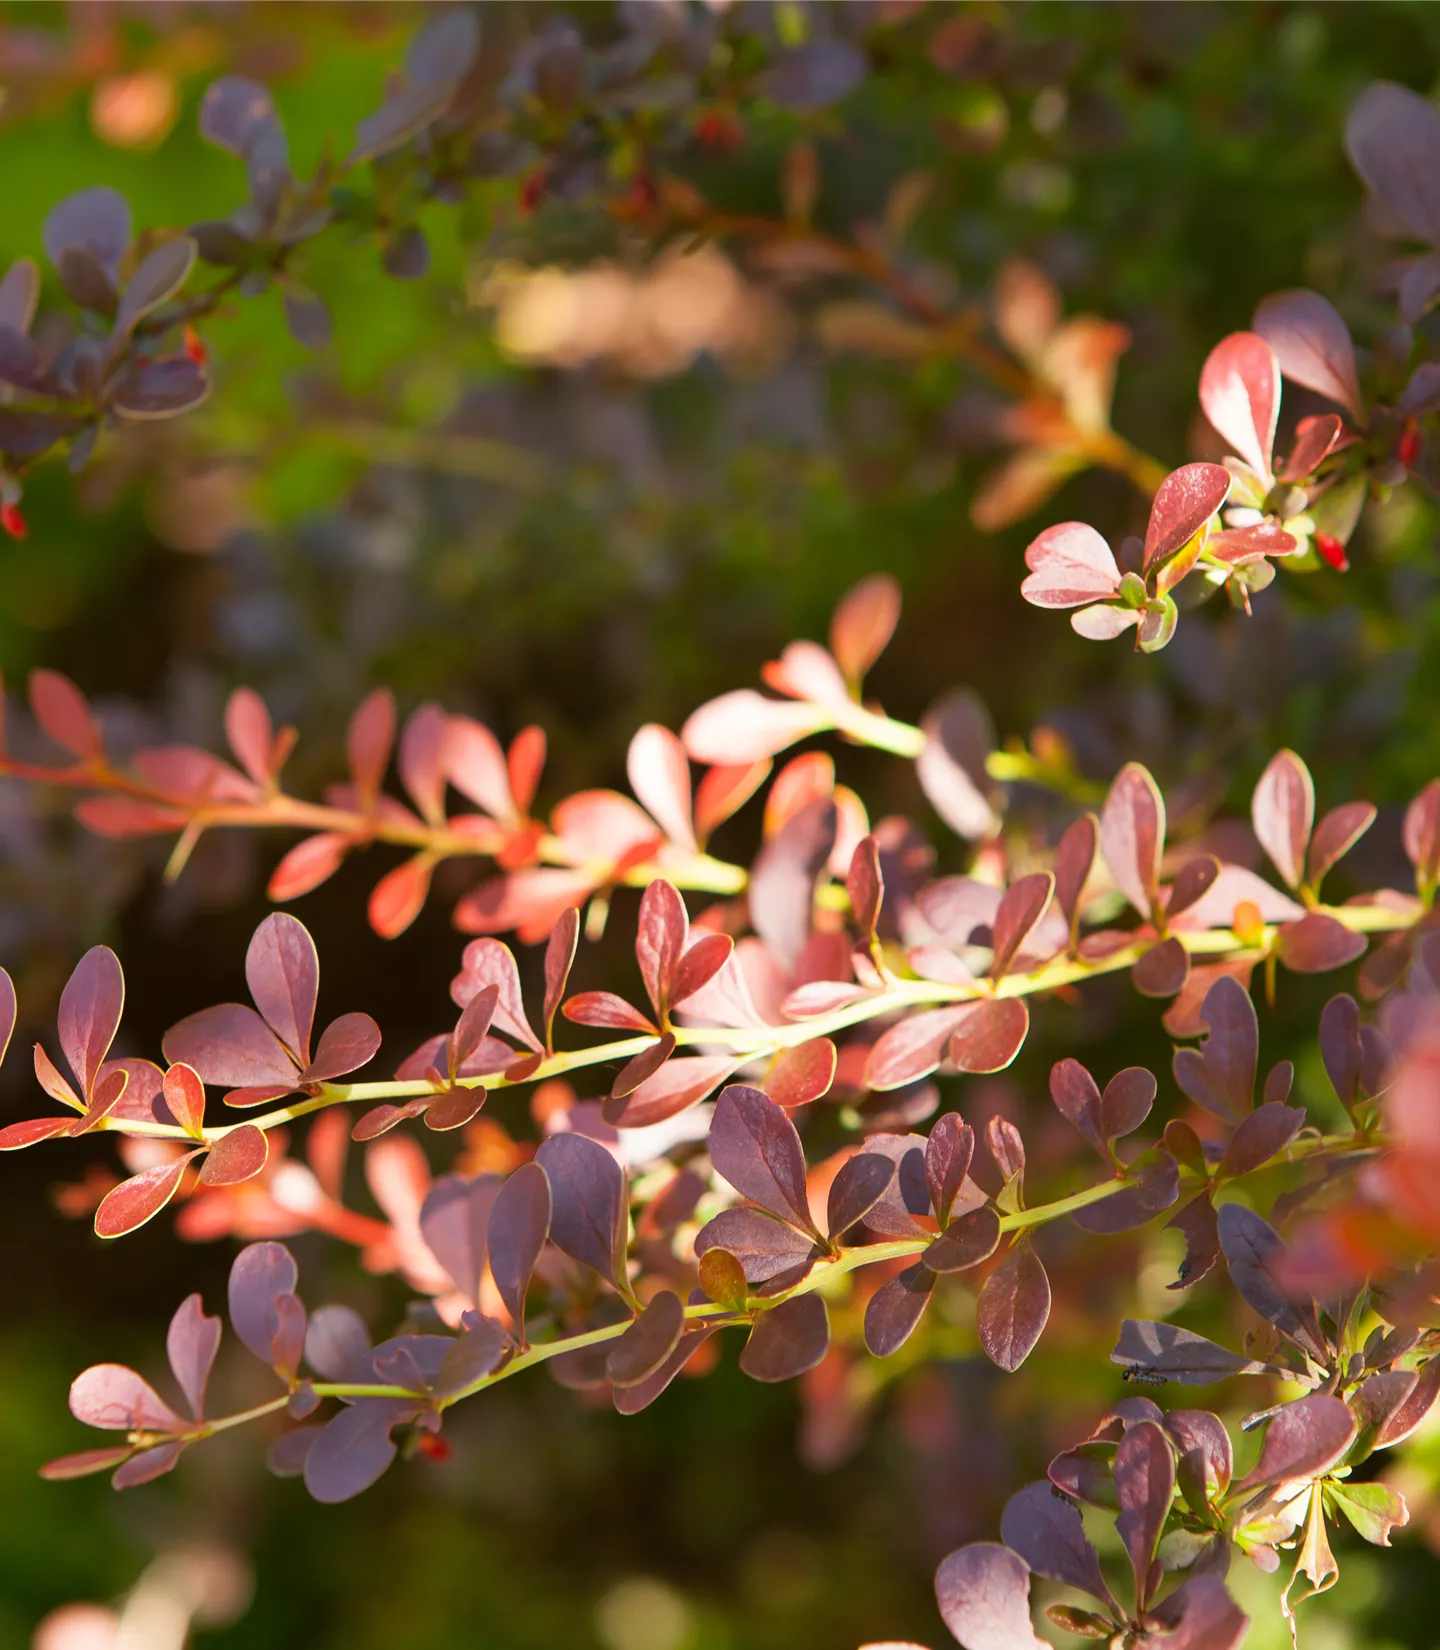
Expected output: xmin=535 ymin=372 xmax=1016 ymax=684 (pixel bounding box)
xmin=1254 ymin=289 xmax=1364 ymax=422
xmin=246 ymin=913 xmax=318 ymax=1065
xmin=764 ymin=1038 xmax=837 ymax=1108
xmin=453 ymin=938 xmax=541 ymax=1050
xmin=831 ymin=573 xmax=901 ymax=682
xmin=740 ymin=1294 xmax=829 ymax=1382
xmin=637 ymin=878 xmax=688 ymax=1019
xmin=1277 ymin=913 xmax=1367 ymax=973
xmin=917 ymin=691 xmax=997 ymax=840
xmin=1404 ymin=779 xmax=1440 ymax=882
xmin=95 ymin=1155 xmax=197 ymax=1238
xmin=1308 ymin=802 xmax=1375 ymax=888
xmin=1199 ymin=332 xmax=1281 ymax=483
xmin=1101 ymin=763 xmax=1165 ymax=917
xmin=1142 ymin=463 xmax=1231 ymax=573
xmin=1053 ymin=813 xmax=1097 ymax=926
xmin=1234 ymin=1394 xmax=1357 ymax=1492
xmin=398 ymin=702 xmax=448 ymax=825
xmin=925 ymin=1112 xmax=975 ymax=1224
xmin=604 ymin=1054 xmax=741 ymax=1127
xmin=163 ymin=1062 xmax=206 ymax=1137
xmin=346 ymin=688 xmax=395 ymax=811
xmin=167 ymin=1294 xmax=221 ymax=1420
xmin=487 ymin=1160 xmax=552 ymax=1337
xmin=611 ymin=1033 xmax=676 ymax=1099
xmin=976 ymin=1241 xmax=1050 ymax=1371
xmin=1020 ymin=521 xmax=1121 ymax=607
xmin=949 ymin=997 xmax=1029 ymax=1073
xmin=708 ymin=1084 xmax=818 ymax=1235
xmin=1281 ymin=413 xmax=1345 ymax=482
xmin=827 ymin=1151 xmax=895 ymax=1237
xmin=268 ymin=832 xmax=351 ymax=901
xmin=781 ymin=980 xmax=877 ymax=1019
xmin=0 ymin=1115 xmax=77 ymax=1149
xmin=29 ymin=668 xmax=102 ymax=761
xmin=682 ymin=690 xmax=832 ymax=764
xmin=368 ymin=854 xmax=434 ymax=938
xmin=1166 ymin=855 xmax=1221 ymax=919
xmin=40 ymin=1446 xmax=136 ymax=1481
xmin=627 ymin=724 xmax=696 ymax=852
xmin=693 ymin=759 xmax=771 ymax=841
xmin=443 ymin=716 xmax=512 ymax=819
xmin=506 ymin=726 xmax=546 ymax=816
xmin=58 ymin=944 xmax=124 ymax=1102
xmin=224 ymin=687 xmax=275 ymax=786
xmin=1252 ymin=750 xmax=1314 ymax=889
xmin=867 ymin=1004 xmax=973 ymax=1090
xmin=863 ymin=1262 xmax=935 ymax=1356
xmin=669 ymin=932 xmax=734 ymax=1008
xmin=990 ymin=874 xmax=1054 ymax=978
xmin=74 ymin=797 xmax=189 ymax=836
xmin=563 ymin=991 xmax=655 ymax=1032
xmin=607 ymin=1290 xmax=686 ymax=1387
xmin=1049 ymin=1059 xmax=1105 ymax=1157
xmin=304 ymin=1012 xmax=382 ymax=1082
xmin=69 ymin=1363 xmax=184 ymax=1432
xmin=200 ymin=1123 xmax=270 ymax=1186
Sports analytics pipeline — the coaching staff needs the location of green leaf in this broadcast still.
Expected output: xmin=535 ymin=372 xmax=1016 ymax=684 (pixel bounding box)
xmin=1327 ymin=1479 xmax=1409 ymax=1546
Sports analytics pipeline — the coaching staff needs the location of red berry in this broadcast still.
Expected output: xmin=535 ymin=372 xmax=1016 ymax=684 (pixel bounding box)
xmin=518 ymin=170 xmax=547 ymax=217
xmin=629 ymin=171 xmax=658 ymax=215
xmin=695 ymin=109 xmax=744 ymax=152
xmin=1399 ymin=418 xmax=1420 ymax=469
xmin=1314 ymin=532 xmax=1348 ymax=571
xmin=183 ymin=324 xmax=207 ymax=366
xmin=415 ymin=1432 xmax=451 ymax=1462
xmin=0 ymin=502 xmax=27 ymax=541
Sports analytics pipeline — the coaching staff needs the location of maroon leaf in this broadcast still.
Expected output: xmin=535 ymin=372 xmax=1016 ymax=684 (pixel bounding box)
xmin=1320 ymin=993 xmax=1364 ymax=1108
xmin=986 ymin=1115 xmax=1026 ymax=1185
xmin=449 ymin=985 xmax=499 ymax=1076
xmin=164 ymin=1003 xmax=295 ymax=1089
xmin=614 ymin=1329 xmax=716 ymax=1415
xmin=1050 ymin=1059 xmax=1106 ymax=1157
xmin=95 ymin=1156 xmax=194 ymax=1238
xmin=1172 ymin=976 xmax=1257 ymax=1124
xmin=863 ymin=1263 xmax=935 ymax=1356
xmin=1101 ymin=764 xmax=1165 ymax=918
xmin=847 ymin=835 xmax=883 ymax=941
xmin=611 ymin=1033 xmax=675 ymax=1099
xmin=765 ymin=1039 xmax=837 ymax=1108
xmin=603 ymin=1055 xmax=740 ymax=1128
xmin=534 ymin=1131 xmax=626 ymax=1285
xmin=112 ymin=1441 xmax=185 ymax=1489
xmin=950 ymin=997 xmax=1029 ymax=1074
xmin=1252 ymin=751 xmax=1314 ymax=889
xmin=1000 ymin=1482 xmax=1113 ymax=1609
xmin=1111 ymin=1319 xmax=1268 ymax=1384
xmin=1278 ymin=913 xmax=1367 ymax=973
xmin=1281 ymin=412 xmax=1345 ymax=481
xmin=70 ymin=1363 xmax=184 ymax=1432
xmin=976 ymin=1240 xmax=1050 ymax=1372
xmin=563 ymin=991 xmax=656 ymax=1032
xmin=1345 ymin=82 xmax=1440 ymax=246
xmin=1101 ymin=1068 xmax=1156 ymax=1142
xmin=540 ymin=908 xmax=580 ymax=1053
xmin=1142 ymin=463 xmax=1231 ymax=573
xmin=304 ymin=1012 xmax=382 ymax=1082
xmin=867 ymin=1004 xmax=971 ymax=1089
xmin=228 ymin=1241 xmax=300 ymax=1364
xmin=831 ymin=573 xmax=901 ymax=682
xmin=1132 ymin=937 xmax=1189 ymax=998
xmin=708 ymin=1084 xmax=818 ymax=1236
xmin=1216 ymin=1204 xmax=1313 ymax=1347
xmin=695 ymin=1207 xmax=817 ymax=1286
xmin=1021 ymin=522 xmax=1121 ymax=607
xmin=1167 ymin=854 xmax=1221 ymax=919
xmin=1115 ymin=1420 xmax=1174 ymax=1609
xmin=669 ymin=932 xmax=734 ymax=1008
xmin=749 ymin=797 xmax=837 ymax=972
xmin=934 ymin=1543 xmax=1046 ymax=1650
xmin=305 ymin=1397 xmax=416 ymax=1503
xmin=1307 ymin=802 xmax=1375 ymax=887
xmin=163 ymin=1062 xmax=206 ymax=1137
xmin=925 ymin=1112 xmax=975 ymax=1224
xmin=40 ymin=1447 xmax=136 ymax=1482
xmin=419 ymin=1172 xmax=500 ymax=1303
xmin=637 ymin=878 xmax=688 ymax=1020
xmin=245 ymin=913 xmax=318 ymax=1065
xmin=453 ymin=938 xmax=541 ymax=1051
xmin=739 ymin=1294 xmax=829 ymax=1382
xmin=1405 ymin=779 xmax=1440 ymax=883
xmin=1254 ymin=289 xmax=1364 ymax=422
xmin=627 ymin=724 xmax=696 ymax=852
xmin=1234 ymin=1394 xmax=1357 ymax=1491
xmin=1200 ymin=332 xmax=1281 ymax=482
xmin=487 ymin=1162 xmax=552 ymax=1339
xmin=607 ymin=1290 xmax=685 ymax=1387
xmin=1218 ymin=1103 xmax=1305 ymax=1178
xmin=916 ymin=691 xmax=997 ymax=840
xmin=989 ymin=874 xmax=1054 ymax=979
xmin=923 ymin=1206 xmax=1002 ymax=1273
xmin=826 ymin=1152 xmax=895 ymax=1238
xmin=199 ymin=1123 xmax=270 ymax=1187
xmin=1071 ymin=1151 xmax=1178 ymax=1234
xmin=1054 ymin=814 xmax=1098 ymax=929
xmin=1165 ymin=1410 xmax=1233 ymax=1510
xmin=58 ymin=945 xmax=125 ymax=1103
xmin=1376 ymin=1359 xmax=1440 ymax=1448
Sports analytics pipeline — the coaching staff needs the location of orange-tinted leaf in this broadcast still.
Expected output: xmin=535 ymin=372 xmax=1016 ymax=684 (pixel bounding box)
xmin=830 ymin=573 xmax=901 ymax=684
xmin=200 ymin=1123 xmax=269 ymax=1186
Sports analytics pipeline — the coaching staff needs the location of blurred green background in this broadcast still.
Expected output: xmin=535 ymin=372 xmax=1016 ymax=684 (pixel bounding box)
xmin=3 ymin=4 xmax=1440 ymax=1647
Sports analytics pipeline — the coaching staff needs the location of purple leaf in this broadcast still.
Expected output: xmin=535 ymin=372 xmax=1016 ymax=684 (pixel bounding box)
xmin=862 ymin=1133 xmax=940 ymax=1236
xmin=934 ymin=1544 xmax=1047 ymax=1650
xmin=1101 ymin=764 xmax=1165 ymax=918
xmin=1143 ymin=463 xmax=1231 ymax=573
xmin=420 ymin=1172 xmax=500 ymax=1304
xmin=1165 ymin=1410 xmax=1233 ymax=1511
xmin=1172 ymin=976 xmax=1257 ymax=1125
xmin=1054 ymin=814 xmax=1098 ymax=928
xmin=1021 ymin=522 xmax=1121 ymax=607
xmin=270 ymin=1429 xmax=321 ymax=1479
xmin=614 ymin=1330 xmax=716 ymax=1415
xmin=926 ymin=1113 xmax=975 ymax=1224
xmin=1217 ymin=1103 xmax=1305 ymax=1177
xmin=163 ymin=1003 xmax=296 ymax=1089
xmin=1000 ymin=1481 xmax=1113 ymax=1608
xmin=245 ymin=913 xmax=318 ymax=1065
xmin=748 ymin=798 xmax=837 ymax=972
xmin=694 ymin=1207 xmax=818 ymax=1286
xmin=534 ymin=1131 xmax=627 ymax=1284
xmin=304 ymin=1398 xmax=417 ymax=1503
xmin=270 ymin=1292 xmax=306 ymax=1380
xmin=636 ymin=879 xmax=688 ymax=1019
xmin=1101 ymin=1068 xmax=1155 ymax=1142
xmin=113 ymin=1441 xmax=184 ymax=1489
xmin=1216 ymin=1204 xmax=1315 ymax=1348
xmin=986 ymin=1116 xmax=1026 ymax=1184
xmin=739 ymin=1294 xmax=829 ymax=1382
xmin=1277 ymin=913 xmax=1368 ymax=973
xmin=1167 ymin=1196 xmax=1222 ymax=1289
xmin=1146 ymin=1576 xmax=1248 ymax=1650
xmin=70 ymin=1363 xmax=184 ymax=1432
xmin=1111 ymin=1319 xmax=1268 ymax=1384
xmin=708 ymin=1084 xmax=818 ymax=1236
xmin=1167 ymin=855 xmax=1222 ymax=919
xmin=542 ymin=908 xmax=580 ymax=1049
xmin=487 ymin=1162 xmax=552 ymax=1337
xmin=1132 ymin=937 xmax=1189 ymax=999
xmin=989 ymin=875 xmax=1054 ymax=979
xmin=58 ymin=946 xmax=124 ymax=1102
xmin=433 ymin=1318 xmax=509 ymax=1402
xmin=1234 ymin=1394 xmax=1357 ymax=1491
xmin=863 ymin=1263 xmax=935 ymax=1356
xmin=826 ymin=1152 xmax=896 ymax=1238
xmin=166 ymin=1293 xmax=221 ymax=1420
xmin=304 ymin=1306 xmax=371 ymax=1380
xmin=1376 ymin=1358 xmax=1440 ymax=1448
xmin=916 ymin=691 xmax=997 ymax=841
xmin=607 ymin=1290 xmax=686 ymax=1387
xmin=976 ymin=1241 xmax=1050 ymax=1372
xmin=228 ymin=1241 xmax=300 ymax=1364
xmin=1070 ymin=1152 xmax=1178 ymax=1234
xmin=1049 ymin=1059 xmax=1106 ymax=1157
xmin=1115 ymin=1420 xmax=1174 ymax=1609
xmin=923 ymin=1206 xmax=1001 ymax=1273
xmin=1254 ymin=289 xmax=1364 ymax=422
xmin=1345 ymin=82 xmax=1440 ymax=246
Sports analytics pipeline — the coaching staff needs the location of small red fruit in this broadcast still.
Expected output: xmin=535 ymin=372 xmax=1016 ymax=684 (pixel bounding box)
xmin=183 ymin=324 xmax=207 ymax=366
xmin=415 ymin=1432 xmax=451 ymax=1462
xmin=0 ymin=502 xmax=27 ymax=541
xmin=1399 ymin=418 xmax=1420 ymax=469
xmin=694 ymin=109 xmax=744 ymax=152
xmin=518 ymin=169 xmax=547 ymax=217
xmin=1314 ymin=532 xmax=1348 ymax=572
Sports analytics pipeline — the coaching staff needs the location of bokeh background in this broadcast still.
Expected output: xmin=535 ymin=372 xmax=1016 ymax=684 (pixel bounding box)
xmin=3 ymin=3 xmax=1440 ymax=1647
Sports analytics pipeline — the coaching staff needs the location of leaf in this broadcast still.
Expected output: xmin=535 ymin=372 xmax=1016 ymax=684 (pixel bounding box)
xmin=986 ymin=1116 xmax=1025 ymax=1184
xmin=487 ymin=1162 xmax=552 ymax=1338
xmin=668 ymin=932 xmax=734 ymax=1010
xmin=708 ymin=1085 xmax=818 ymax=1235
xmin=1307 ymin=802 xmax=1375 ymax=888
xmin=627 ymin=725 xmax=695 ymax=852
xmin=454 ymin=939 xmax=541 ymax=1051
xmin=607 ymin=1291 xmax=685 ymax=1387
xmin=917 ymin=691 xmax=997 ymax=841
xmin=111 ymin=356 xmax=208 ymax=420
xmin=1172 ymin=976 xmax=1258 ymax=1125
xmin=40 ymin=1446 xmax=136 ymax=1482
xmin=1101 ymin=1068 xmax=1156 ymax=1143
xmin=563 ymin=991 xmax=655 ymax=1033
xmin=949 ymin=998 xmax=1029 ymax=1074
xmin=831 ymin=574 xmax=901 ymax=683
xmin=1278 ymin=913 xmax=1367 ymax=973
xmin=1319 ymin=993 xmax=1364 ymax=1108
xmin=58 ymin=945 xmax=124 ymax=1101
xmin=70 ymin=1363 xmax=183 ymax=1432
xmin=604 ymin=1054 xmax=741 ymax=1128
xmin=113 ymin=238 xmax=195 ymax=339
xmin=1376 ymin=1359 xmax=1440 ymax=1448
xmin=976 ymin=1241 xmax=1050 ymax=1372
xmin=863 ymin=1263 xmax=936 ymax=1356
xmin=1020 ymin=522 xmax=1121 ymax=607
xmin=1328 ymin=1480 xmax=1409 ymax=1547
xmin=1216 ymin=1204 xmax=1312 ymax=1345
xmin=1110 ymin=1320 xmax=1268 ymax=1384
xmin=763 ymin=39 xmax=866 ymax=108
xmin=926 ymin=1112 xmax=975 ymax=1224
xmin=94 ymin=1156 xmax=194 ymax=1238
xmin=1345 ymin=82 xmax=1440 ymax=245
xmin=740 ymin=1295 xmax=830 ymax=1382
xmin=826 ymin=1153 xmax=896 ymax=1238
xmin=749 ymin=797 xmax=837 ymax=971
xmin=418 ymin=1172 xmax=499 ymax=1304
xmin=765 ymin=1039 xmax=837 ymax=1109
xmin=245 ymin=913 xmax=318 ymax=1064
xmin=269 ymin=833 xmax=350 ymax=901
xmin=847 ymin=836 xmax=883 ymax=944
xmin=228 ymin=1241 xmax=300 ymax=1364
xmin=695 ymin=1206 xmax=818 ymax=1286
xmin=989 ymin=875 xmax=1054 ymax=979
xmin=1199 ymin=332 xmax=1281 ymax=483
xmin=1000 ymin=1481 xmax=1112 ymax=1608
xmin=682 ymin=691 xmax=832 ymax=765
xmin=614 ymin=1329 xmax=716 ymax=1416
xmin=1049 ymin=1058 xmax=1105 ymax=1156
xmin=305 ymin=1306 xmax=371 ymax=1381
xmin=1101 ymin=764 xmax=1165 ymax=918
xmin=1218 ymin=1104 xmax=1305 ymax=1178
xmin=1133 ymin=937 xmax=1189 ymax=998
xmin=697 ymin=1247 xmax=748 ymax=1309
xmin=611 ymin=1034 xmax=676 ymax=1100
xmin=934 ymin=1544 xmax=1047 ymax=1650
xmin=433 ymin=1318 xmax=508 ymax=1402
xmin=637 ymin=879 xmax=688 ymax=1019
xmin=1165 ymin=1410 xmax=1233 ymax=1511
xmin=199 ymin=1124 xmax=269 ymax=1186
xmin=1115 ymin=1421 xmax=1174 ymax=1609
xmin=1235 ymin=1394 xmax=1356 ymax=1491
xmin=166 ymin=1293 xmax=221 ymax=1421
xmin=163 ymin=1003 xmax=295 ymax=1090
xmin=1252 ymin=750 xmax=1315 ymax=889
xmin=533 ymin=1132 xmax=626 ymax=1285
xmin=43 ymin=186 xmax=130 ymax=281
xmin=923 ymin=1206 xmax=1002 ymax=1273
xmin=1254 ymin=288 xmax=1364 ymax=422
xmin=1143 ymin=463 xmax=1231 ymax=573
xmin=867 ymin=1005 xmax=972 ymax=1090
xmin=304 ymin=1398 xmax=416 ymax=1503
xmin=1146 ymin=1576 xmax=1248 ymax=1650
